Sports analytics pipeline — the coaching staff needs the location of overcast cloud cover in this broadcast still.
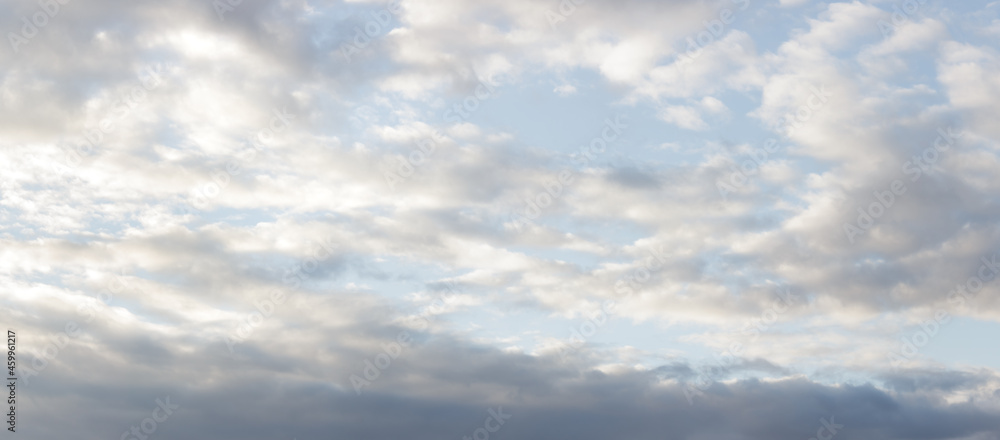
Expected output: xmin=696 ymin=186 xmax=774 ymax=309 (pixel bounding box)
xmin=3 ymin=0 xmax=1000 ymax=438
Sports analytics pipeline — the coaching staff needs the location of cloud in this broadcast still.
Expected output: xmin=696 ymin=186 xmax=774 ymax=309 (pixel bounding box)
xmin=3 ymin=0 xmax=1000 ymax=438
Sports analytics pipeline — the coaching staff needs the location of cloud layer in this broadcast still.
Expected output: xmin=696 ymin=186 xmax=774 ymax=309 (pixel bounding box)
xmin=3 ymin=0 xmax=1000 ymax=439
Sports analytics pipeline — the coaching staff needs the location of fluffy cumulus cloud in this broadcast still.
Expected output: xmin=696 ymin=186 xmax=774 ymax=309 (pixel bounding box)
xmin=3 ymin=0 xmax=1000 ymax=438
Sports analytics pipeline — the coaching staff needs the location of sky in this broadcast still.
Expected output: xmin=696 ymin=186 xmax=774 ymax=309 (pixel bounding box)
xmin=3 ymin=0 xmax=1000 ymax=439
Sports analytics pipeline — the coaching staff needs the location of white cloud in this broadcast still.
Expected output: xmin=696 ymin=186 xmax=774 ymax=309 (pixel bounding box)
xmin=4 ymin=0 xmax=1000 ymax=438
